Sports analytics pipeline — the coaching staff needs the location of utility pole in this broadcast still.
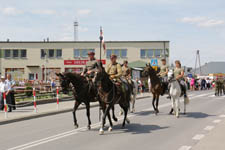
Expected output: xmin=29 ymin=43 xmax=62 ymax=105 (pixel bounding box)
xmin=194 ymin=50 xmax=201 ymax=76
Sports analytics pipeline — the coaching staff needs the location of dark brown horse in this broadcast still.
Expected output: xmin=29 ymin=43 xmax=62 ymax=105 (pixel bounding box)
xmin=56 ymin=72 xmax=117 ymax=130
xmin=142 ymin=64 xmax=163 ymax=115
xmin=94 ymin=62 xmax=132 ymax=134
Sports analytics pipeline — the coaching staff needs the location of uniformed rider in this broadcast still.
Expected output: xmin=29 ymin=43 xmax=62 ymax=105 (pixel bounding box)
xmin=81 ymin=51 xmax=97 ymax=78
xmin=157 ymin=58 xmax=169 ymax=96
xmin=174 ymin=60 xmax=187 ymax=98
xmin=122 ymin=60 xmax=134 ymax=94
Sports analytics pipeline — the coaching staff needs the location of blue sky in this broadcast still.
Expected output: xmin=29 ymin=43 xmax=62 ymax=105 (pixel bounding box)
xmin=0 ymin=0 xmax=225 ymax=67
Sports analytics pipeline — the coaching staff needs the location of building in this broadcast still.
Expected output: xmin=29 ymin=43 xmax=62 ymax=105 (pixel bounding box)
xmin=194 ymin=61 xmax=225 ymax=78
xmin=0 ymin=41 xmax=169 ymax=81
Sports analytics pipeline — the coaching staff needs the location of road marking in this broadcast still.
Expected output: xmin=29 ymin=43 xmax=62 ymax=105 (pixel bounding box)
xmin=219 ymin=114 xmax=225 ymax=118
xmin=204 ymin=126 xmax=214 ymax=131
xmin=213 ymin=119 xmax=221 ymax=123
xmin=178 ymin=146 xmax=192 ymax=150
xmin=192 ymin=134 xmax=205 ymax=140
xmin=208 ymin=95 xmax=215 ymax=98
xmin=7 ymin=92 xmax=214 ymax=150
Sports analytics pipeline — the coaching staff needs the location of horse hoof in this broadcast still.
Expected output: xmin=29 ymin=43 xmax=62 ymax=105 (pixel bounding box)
xmin=126 ymin=118 xmax=130 ymax=124
xmin=131 ymin=109 xmax=135 ymax=113
xmin=87 ymin=126 xmax=91 ymax=130
xmin=99 ymin=129 xmax=104 ymax=135
xmin=113 ymin=117 xmax=118 ymax=122
xmin=108 ymin=127 xmax=112 ymax=132
xmin=74 ymin=124 xmax=79 ymax=129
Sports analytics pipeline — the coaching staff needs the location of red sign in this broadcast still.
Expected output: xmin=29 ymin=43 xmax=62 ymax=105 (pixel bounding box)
xmin=64 ymin=60 xmax=106 ymax=65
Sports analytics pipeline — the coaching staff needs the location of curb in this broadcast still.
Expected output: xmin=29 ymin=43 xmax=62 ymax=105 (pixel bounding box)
xmin=0 ymin=95 xmax=150 ymax=125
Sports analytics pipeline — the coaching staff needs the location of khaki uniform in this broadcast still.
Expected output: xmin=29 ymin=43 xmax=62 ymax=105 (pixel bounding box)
xmin=122 ymin=66 xmax=131 ymax=78
xmin=83 ymin=59 xmax=97 ymax=74
xmin=174 ymin=67 xmax=184 ymax=80
xmin=106 ymin=63 xmax=122 ymax=80
xmin=159 ymin=65 xmax=169 ymax=77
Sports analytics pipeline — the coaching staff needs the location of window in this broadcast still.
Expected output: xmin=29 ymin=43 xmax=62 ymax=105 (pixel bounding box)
xmin=74 ymin=49 xmax=80 ymax=58
xmin=21 ymin=49 xmax=27 ymax=58
xmin=81 ymin=49 xmax=88 ymax=58
xmin=13 ymin=50 xmax=19 ymax=58
xmin=29 ymin=73 xmax=35 ymax=80
xmin=41 ymin=49 xmax=47 ymax=58
xmin=147 ymin=50 xmax=154 ymax=58
xmin=56 ymin=49 xmax=62 ymax=58
xmin=140 ymin=49 xmax=146 ymax=58
xmin=48 ymin=49 xmax=54 ymax=58
xmin=106 ymin=50 xmax=112 ymax=58
xmin=155 ymin=50 xmax=161 ymax=57
xmin=121 ymin=49 xmax=127 ymax=58
xmin=4 ymin=50 xmax=11 ymax=58
xmin=114 ymin=49 xmax=120 ymax=57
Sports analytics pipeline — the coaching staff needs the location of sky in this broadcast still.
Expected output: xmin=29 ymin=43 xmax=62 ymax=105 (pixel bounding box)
xmin=0 ymin=0 xmax=225 ymax=67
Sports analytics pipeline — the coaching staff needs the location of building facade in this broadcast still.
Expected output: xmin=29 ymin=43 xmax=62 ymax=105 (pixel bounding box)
xmin=0 ymin=41 xmax=169 ymax=81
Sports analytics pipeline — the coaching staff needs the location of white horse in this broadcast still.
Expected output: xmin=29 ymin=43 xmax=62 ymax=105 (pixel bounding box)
xmin=130 ymin=79 xmax=138 ymax=113
xmin=167 ymin=70 xmax=189 ymax=118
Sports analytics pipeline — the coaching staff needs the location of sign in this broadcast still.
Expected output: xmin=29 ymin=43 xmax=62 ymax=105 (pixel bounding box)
xmin=150 ymin=59 xmax=158 ymax=66
xmin=64 ymin=60 xmax=106 ymax=65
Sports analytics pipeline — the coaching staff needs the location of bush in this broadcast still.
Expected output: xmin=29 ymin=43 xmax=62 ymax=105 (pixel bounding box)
xmin=25 ymin=86 xmax=33 ymax=97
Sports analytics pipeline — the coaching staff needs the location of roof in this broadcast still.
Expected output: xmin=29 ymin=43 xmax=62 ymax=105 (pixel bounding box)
xmin=194 ymin=62 xmax=225 ymax=75
xmin=128 ymin=60 xmax=147 ymax=68
xmin=0 ymin=40 xmax=170 ymax=44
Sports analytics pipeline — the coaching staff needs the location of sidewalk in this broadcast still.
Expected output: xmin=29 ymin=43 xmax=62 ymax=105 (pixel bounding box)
xmin=192 ymin=118 xmax=225 ymax=150
xmin=0 ymin=93 xmax=150 ymax=125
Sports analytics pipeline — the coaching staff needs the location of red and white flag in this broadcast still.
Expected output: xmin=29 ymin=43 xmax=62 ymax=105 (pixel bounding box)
xmin=100 ymin=27 xmax=106 ymax=53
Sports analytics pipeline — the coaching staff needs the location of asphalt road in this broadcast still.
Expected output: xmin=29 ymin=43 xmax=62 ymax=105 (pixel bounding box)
xmin=1 ymin=90 xmax=225 ymax=150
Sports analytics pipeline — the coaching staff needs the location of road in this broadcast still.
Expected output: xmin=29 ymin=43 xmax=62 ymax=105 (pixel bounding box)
xmin=1 ymin=90 xmax=225 ymax=150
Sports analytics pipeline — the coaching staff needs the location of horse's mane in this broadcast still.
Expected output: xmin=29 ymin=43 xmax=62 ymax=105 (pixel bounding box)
xmin=63 ymin=72 xmax=87 ymax=85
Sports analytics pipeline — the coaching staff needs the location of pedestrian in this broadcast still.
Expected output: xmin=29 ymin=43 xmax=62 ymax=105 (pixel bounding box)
xmin=0 ymin=76 xmax=11 ymax=112
xmin=190 ymin=77 xmax=195 ymax=91
xmin=5 ymin=74 xmax=16 ymax=111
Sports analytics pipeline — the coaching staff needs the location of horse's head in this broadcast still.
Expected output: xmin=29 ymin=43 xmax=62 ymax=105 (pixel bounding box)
xmin=142 ymin=63 xmax=155 ymax=77
xmin=56 ymin=73 xmax=71 ymax=94
xmin=93 ymin=61 xmax=107 ymax=86
xmin=167 ymin=69 xmax=175 ymax=82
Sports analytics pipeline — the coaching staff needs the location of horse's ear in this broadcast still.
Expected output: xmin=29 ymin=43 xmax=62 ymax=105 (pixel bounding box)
xmin=146 ymin=63 xmax=149 ymax=67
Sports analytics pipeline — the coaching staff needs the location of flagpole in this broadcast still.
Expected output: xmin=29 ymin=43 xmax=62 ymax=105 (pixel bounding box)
xmin=99 ymin=26 xmax=103 ymax=63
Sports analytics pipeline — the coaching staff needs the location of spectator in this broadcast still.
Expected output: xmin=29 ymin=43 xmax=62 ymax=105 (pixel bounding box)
xmin=6 ymin=74 xmax=16 ymax=111
xmin=201 ymin=78 xmax=206 ymax=90
xmin=190 ymin=77 xmax=195 ymax=91
xmin=0 ymin=76 xmax=12 ymax=112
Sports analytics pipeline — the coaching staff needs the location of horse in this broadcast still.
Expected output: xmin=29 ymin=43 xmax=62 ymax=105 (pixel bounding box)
xmin=93 ymin=62 xmax=132 ymax=135
xmin=56 ymin=72 xmax=118 ymax=130
xmin=131 ymin=79 xmax=138 ymax=113
xmin=142 ymin=63 xmax=164 ymax=115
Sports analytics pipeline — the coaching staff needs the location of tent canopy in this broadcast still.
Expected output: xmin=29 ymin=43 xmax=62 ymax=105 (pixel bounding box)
xmin=128 ymin=60 xmax=147 ymax=68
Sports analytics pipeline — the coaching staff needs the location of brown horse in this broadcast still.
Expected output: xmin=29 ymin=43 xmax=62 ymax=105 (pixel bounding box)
xmin=142 ymin=64 xmax=163 ymax=115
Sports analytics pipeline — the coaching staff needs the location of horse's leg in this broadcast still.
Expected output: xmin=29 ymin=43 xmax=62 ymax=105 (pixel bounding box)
xmin=99 ymin=105 xmax=111 ymax=135
xmin=176 ymin=98 xmax=180 ymax=118
xmin=85 ymin=103 xmax=91 ymax=130
xmin=156 ymin=95 xmax=159 ymax=113
xmin=152 ymin=94 xmax=157 ymax=114
xmin=120 ymin=104 xmax=128 ymax=128
xmin=131 ymin=93 xmax=136 ymax=113
xmin=173 ymin=98 xmax=176 ymax=117
xmin=107 ymin=108 xmax=113 ymax=132
xmin=111 ymin=105 xmax=118 ymax=122
xmin=73 ymin=101 xmax=81 ymax=128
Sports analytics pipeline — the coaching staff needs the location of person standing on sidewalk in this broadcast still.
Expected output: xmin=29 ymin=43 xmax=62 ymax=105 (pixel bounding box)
xmin=0 ymin=76 xmax=11 ymax=111
xmin=6 ymin=74 xmax=16 ymax=111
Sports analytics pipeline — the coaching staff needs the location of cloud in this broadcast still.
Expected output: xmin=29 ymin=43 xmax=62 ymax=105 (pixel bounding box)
xmin=77 ymin=9 xmax=91 ymax=16
xmin=1 ymin=7 xmax=23 ymax=16
xmin=180 ymin=17 xmax=225 ymax=27
xmin=31 ymin=9 xmax=57 ymax=15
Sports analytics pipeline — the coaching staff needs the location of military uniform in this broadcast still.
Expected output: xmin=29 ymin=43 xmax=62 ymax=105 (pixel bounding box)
xmin=174 ymin=67 xmax=184 ymax=81
xmin=83 ymin=59 xmax=97 ymax=78
xmin=159 ymin=64 xmax=169 ymax=82
xmin=122 ymin=66 xmax=131 ymax=78
xmin=106 ymin=63 xmax=122 ymax=80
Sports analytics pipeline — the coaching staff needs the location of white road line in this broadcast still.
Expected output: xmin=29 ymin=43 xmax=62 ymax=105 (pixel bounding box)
xmin=213 ymin=119 xmax=221 ymax=123
xmin=219 ymin=114 xmax=225 ymax=118
xmin=192 ymin=134 xmax=205 ymax=140
xmin=208 ymin=95 xmax=215 ymax=98
xmin=204 ymin=126 xmax=214 ymax=131
xmin=178 ymin=146 xmax=192 ymax=150
xmin=7 ymin=92 xmax=214 ymax=150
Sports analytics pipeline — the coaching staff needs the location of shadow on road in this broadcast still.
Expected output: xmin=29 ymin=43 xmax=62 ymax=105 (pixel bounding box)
xmin=184 ymin=112 xmax=214 ymax=119
xmin=134 ymin=110 xmax=155 ymax=116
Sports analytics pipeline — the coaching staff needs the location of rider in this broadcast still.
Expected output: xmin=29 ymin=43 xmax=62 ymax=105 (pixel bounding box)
xmin=106 ymin=54 xmax=122 ymax=81
xmin=157 ymin=58 xmax=169 ymax=95
xmin=81 ymin=51 xmax=97 ymax=78
xmin=122 ymin=60 xmax=134 ymax=94
xmin=174 ymin=60 xmax=187 ymax=98
xmin=106 ymin=54 xmax=127 ymax=94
